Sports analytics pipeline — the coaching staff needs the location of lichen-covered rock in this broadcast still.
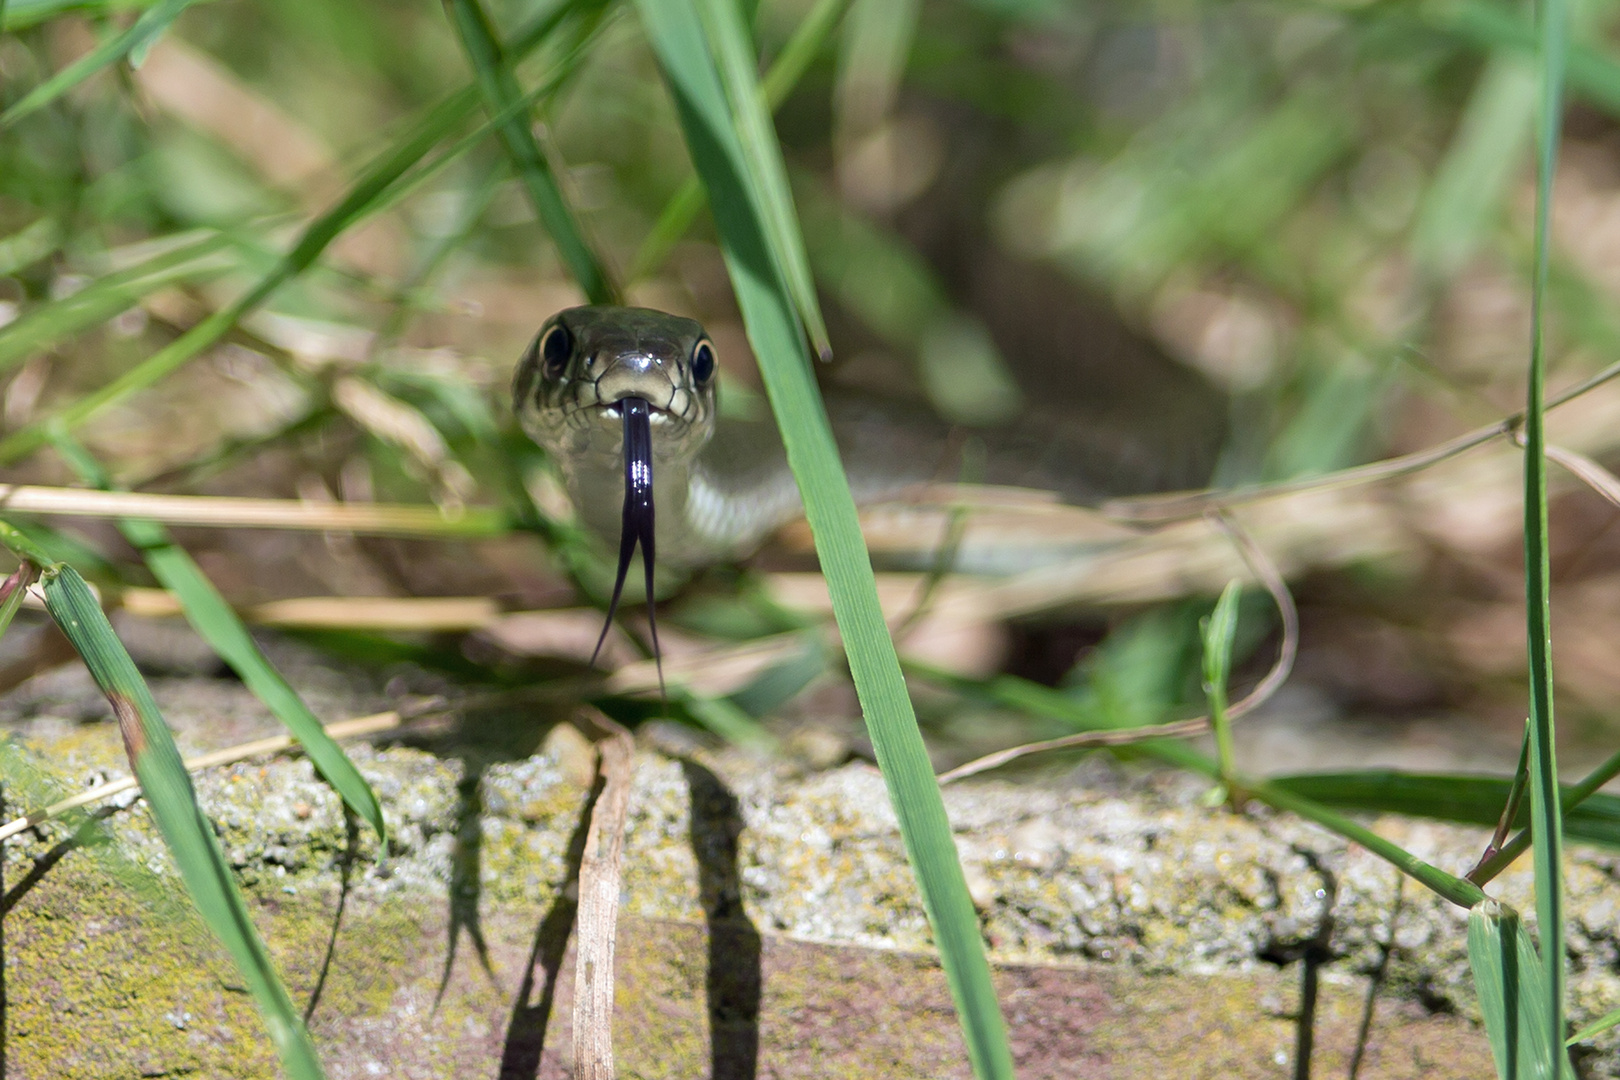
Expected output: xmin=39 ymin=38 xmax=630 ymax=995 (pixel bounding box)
xmin=0 ymin=628 xmax=1605 ymax=1076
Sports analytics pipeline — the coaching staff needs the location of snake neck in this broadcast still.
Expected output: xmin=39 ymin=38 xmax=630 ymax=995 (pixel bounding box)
xmin=563 ymin=409 xmax=798 ymax=566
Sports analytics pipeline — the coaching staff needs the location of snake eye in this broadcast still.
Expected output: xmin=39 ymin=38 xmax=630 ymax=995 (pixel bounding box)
xmin=539 ymin=323 xmax=573 ymax=378
xmin=691 ymin=339 xmax=716 ymax=384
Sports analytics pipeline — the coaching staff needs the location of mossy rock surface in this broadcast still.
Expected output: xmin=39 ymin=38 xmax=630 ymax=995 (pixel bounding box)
xmin=0 ymin=627 xmax=1612 ymax=1076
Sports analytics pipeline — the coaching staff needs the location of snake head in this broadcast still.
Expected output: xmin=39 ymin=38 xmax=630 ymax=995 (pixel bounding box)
xmin=513 ymin=305 xmax=718 ymax=475
xmin=514 ymin=306 xmax=728 ymax=682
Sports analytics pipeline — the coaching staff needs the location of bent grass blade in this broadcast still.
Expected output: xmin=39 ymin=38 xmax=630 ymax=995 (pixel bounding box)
xmin=0 ymin=0 xmax=201 ymax=127
xmin=631 ymin=2 xmax=1015 ymax=1075
xmin=445 ymin=0 xmax=617 ymax=305
xmin=52 ymin=435 xmax=387 ymax=849
xmin=0 ymin=229 xmax=235 ymax=373
xmin=695 ymin=0 xmax=830 ymax=358
xmin=629 ymin=0 xmax=850 ymax=284
xmin=0 ymin=5 xmax=596 ymax=465
xmin=40 ymin=565 xmax=326 ymax=1080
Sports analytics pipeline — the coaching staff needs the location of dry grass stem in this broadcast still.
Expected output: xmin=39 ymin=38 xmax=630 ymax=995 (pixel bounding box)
xmin=118 ymin=587 xmax=501 ymax=630
xmin=573 ymin=710 xmax=634 ymax=1080
xmin=1543 ymin=442 xmax=1620 ymax=510
xmin=0 ymin=708 xmax=410 ymax=841
xmin=0 ymin=485 xmax=500 ymax=536
xmin=1102 ymin=355 xmax=1620 ymax=525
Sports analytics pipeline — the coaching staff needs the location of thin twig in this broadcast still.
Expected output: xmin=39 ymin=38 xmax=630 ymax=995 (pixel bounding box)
xmin=937 ymin=511 xmax=1299 ymax=784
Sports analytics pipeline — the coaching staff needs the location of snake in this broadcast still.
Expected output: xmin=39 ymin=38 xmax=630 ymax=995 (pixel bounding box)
xmin=512 ymin=304 xmax=1220 ymax=665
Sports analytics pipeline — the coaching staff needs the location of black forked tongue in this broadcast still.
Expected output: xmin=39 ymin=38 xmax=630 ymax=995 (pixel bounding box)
xmin=590 ymin=396 xmax=663 ymax=696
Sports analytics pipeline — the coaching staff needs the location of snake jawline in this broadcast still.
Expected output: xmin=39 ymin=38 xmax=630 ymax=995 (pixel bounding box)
xmin=590 ymin=396 xmax=663 ymax=688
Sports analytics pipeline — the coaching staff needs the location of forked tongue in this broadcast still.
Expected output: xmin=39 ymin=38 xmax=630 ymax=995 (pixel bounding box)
xmin=590 ymin=396 xmax=663 ymax=695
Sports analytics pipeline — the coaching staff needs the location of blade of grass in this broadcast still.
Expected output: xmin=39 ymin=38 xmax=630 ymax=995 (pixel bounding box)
xmin=1271 ymin=770 xmax=1620 ymax=851
xmin=1421 ymin=0 xmax=1620 ymax=118
xmin=1475 ymin=726 xmax=1620 ymax=883
xmin=0 ymin=518 xmax=62 ymax=566
xmin=0 ymin=4 xmax=598 ymax=465
xmin=0 ymin=229 xmax=235 ymax=373
xmin=40 ymin=565 xmax=326 ymax=1079
xmin=51 ymin=433 xmax=387 ymax=848
xmin=1568 ymin=1007 xmax=1620 ymax=1046
xmin=0 ymin=0 xmax=195 ymax=33
xmin=1469 ymin=900 xmax=1577 ymax=1080
xmin=0 ymin=217 xmax=63 ymax=276
xmin=629 ymin=0 xmax=849 ymax=283
xmin=631 ymin=1 xmax=1014 ymax=1075
xmin=1523 ymin=0 xmax=1570 ymax=1064
xmin=1410 ymin=54 xmax=1538 ymax=281
xmin=0 ymin=0 xmax=200 ymax=127
xmin=445 ymin=0 xmax=616 ymax=305
xmin=1481 ymin=727 xmax=1533 ymax=871
xmin=696 ymin=0 xmax=829 ymax=358
xmin=1201 ymin=579 xmax=1241 ymax=787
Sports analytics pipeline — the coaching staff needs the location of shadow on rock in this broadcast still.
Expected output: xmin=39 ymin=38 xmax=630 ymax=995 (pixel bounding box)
xmin=683 ymin=759 xmax=761 ymax=1080
xmin=497 ymin=773 xmax=597 ymax=1080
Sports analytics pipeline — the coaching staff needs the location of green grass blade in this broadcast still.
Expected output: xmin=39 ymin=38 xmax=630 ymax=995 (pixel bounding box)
xmin=759 ymin=0 xmax=849 ymax=107
xmin=445 ymin=0 xmax=617 ymax=305
xmin=0 ymin=217 xmax=63 ymax=276
xmin=0 ymin=0 xmax=199 ymax=127
xmin=51 ymin=435 xmax=387 ymax=849
xmin=1468 ymin=900 xmax=1577 ymax=1080
xmin=1410 ymin=54 xmax=1538 ymax=281
xmin=0 ymin=518 xmax=63 ymax=566
xmin=696 ymin=0 xmax=830 ymax=357
xmin=40 ymin=565 xmax=326 ymax=1079
xmin=0 ymin=230 xmax=234 ymax=373
xmin=1201 ymin=579 xmax=1241 ymax=783
xmin=628 ymin=0 xmax=848 ymax=283
xmin=1271 ymin=771 xmax=1620 ymax=851
xmin=0 ymin=0 xmax=186 ymax=32
xmin=1477 ymin=730 xmax=1620 ymax=883
xmin=674 ymin=687 xmax=774 ymax=748
xmin=1422 ymin=0 xmax=1620 ymax=117
xmin=1568 ymin=1007 xmax=1620 ymax=1046
xmin=1525 ymin=0 xmax=1571 ymax=1065
xmin=631 ymin=2 xmax=1013 ymax=1075
xmin=0 ymin=10 xmax=589 ymax=465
